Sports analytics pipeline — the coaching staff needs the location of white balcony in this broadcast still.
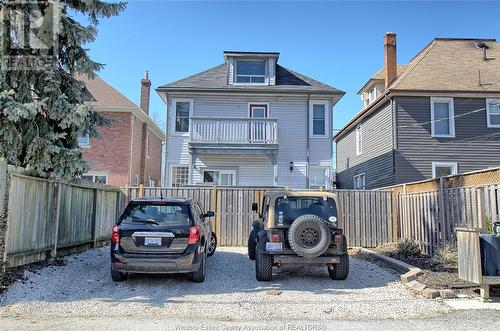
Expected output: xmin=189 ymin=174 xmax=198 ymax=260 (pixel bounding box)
xmin=189 ymin=117 xmax=279 ymax=155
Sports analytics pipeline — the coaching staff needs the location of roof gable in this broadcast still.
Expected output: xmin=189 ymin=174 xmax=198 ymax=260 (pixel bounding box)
xmin=157 ymin=63 xmax=344 ymax=94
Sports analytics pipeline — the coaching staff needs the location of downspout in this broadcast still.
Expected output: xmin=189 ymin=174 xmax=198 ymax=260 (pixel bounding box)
xmin=306 ymin=94 xmax=311 ymax=188
xmin=163 ymin=93 xmax=170 ymax=186
xmin=390 ymin=95 xmax=397 ymax=184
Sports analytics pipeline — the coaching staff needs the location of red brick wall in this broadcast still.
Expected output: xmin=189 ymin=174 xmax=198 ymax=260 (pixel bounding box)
xmin=130 ymin=116 xmax=144 ymax=186
xmin=82 ymin=112 xmax=131 ymax=187
xmin=144 ymin=129 xmax=163 ymax=186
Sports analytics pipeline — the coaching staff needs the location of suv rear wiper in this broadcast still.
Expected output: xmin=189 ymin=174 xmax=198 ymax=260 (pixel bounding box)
xmin=130 ymin=217 xmax=160 ymax=225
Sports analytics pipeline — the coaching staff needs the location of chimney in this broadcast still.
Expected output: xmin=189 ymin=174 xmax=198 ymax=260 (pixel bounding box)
xmin=384 ymin=32 xmax=397 ymax=88
xmin=140 ymin=70 xmax=151 ymax=114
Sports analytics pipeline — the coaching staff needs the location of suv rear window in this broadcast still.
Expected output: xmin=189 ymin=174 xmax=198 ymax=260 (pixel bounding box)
xmin=121 ymin=202 xmax=192 ymax=226
xmin=275 ymin=196 xmax=337 ymax=223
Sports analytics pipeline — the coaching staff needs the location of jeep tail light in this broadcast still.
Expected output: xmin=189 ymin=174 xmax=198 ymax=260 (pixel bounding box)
xmin=271 ymin=233 xmax=282 ymax=243
xmin=334 ymin=234 xmax=343 ymax=244
xmin=112 ymin=225 xmax=120 ymax=244
xmin=188 ymin=226 xmax=201 ymax=244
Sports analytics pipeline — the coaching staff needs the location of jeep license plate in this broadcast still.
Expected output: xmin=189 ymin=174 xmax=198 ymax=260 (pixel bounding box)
xmin=266 ymin=242 xmax=283 ymax=252
xmin=144 ymin=237 xmax=162 ymax=246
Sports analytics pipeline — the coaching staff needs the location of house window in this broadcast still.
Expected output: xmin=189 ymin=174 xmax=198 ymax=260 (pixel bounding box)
xmin=486 ymin=99 xmax=500 ymax=128
xmin=353 ymin=173 xmax=366 ymax=190
xmin=81 ymin=174 xmax=107 ymax=184
xmin=135 ymin=174 xmax=140 ymax=186
xmin=203 ymin=170 xmax=236 ymax=186
xmin=149 ymin=178 xmax=156 ymax=187
xmin=356 ymin=124 xmax=363 ymax=155
xmin=309 ymin=166 xmax=327 ymax=189
xmin=236 ymin=60 xmax=266 ymax=83
xmin=77 ymin=134 xmax=90 ymax=147
xmin=172 ymin=99 xmax=193 ymax=133
xmin=309 ymin=101 xmax=328 ymax=137
xmin=431 ymin=97 xmax=455 ymax=137
xmin=171 ymin=165 xmax=189 ymax=187
xmin=432 ymin=162 xmax=458 ymax=178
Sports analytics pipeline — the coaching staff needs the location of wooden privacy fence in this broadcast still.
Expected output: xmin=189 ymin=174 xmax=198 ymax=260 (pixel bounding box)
xmin=397 ymin=184 xmax=500 ymax=255
xmin=0 ymin=162 xmax=126 ymax=267
xmin=126 ymin=186 xmax=395 ymax=247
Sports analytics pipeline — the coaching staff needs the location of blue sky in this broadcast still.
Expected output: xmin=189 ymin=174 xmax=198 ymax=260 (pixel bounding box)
xmin=86 ymin=0 xmax=500 ymax=130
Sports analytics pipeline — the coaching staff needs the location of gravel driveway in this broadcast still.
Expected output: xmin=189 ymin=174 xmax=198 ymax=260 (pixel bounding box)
xmin=0 ymin=246 xmax=451 ymax=322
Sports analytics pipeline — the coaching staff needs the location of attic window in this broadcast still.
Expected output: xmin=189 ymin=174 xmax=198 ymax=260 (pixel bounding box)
xmin=236 ymin=60 xmax=266 ymax=83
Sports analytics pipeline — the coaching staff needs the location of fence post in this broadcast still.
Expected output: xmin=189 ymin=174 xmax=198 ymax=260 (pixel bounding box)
xmin=477 ymin=187 xmax=485 ymax=231
xmin=212 ymin=185 xmax=220 ymax=244
xmin=91 ymin=188 xmax=98 ymax=248
xmin=438 ymin=178 xmax=447 ymax=243
xmin=391 ymin=190 xmax=399 ymax=242
xmin=0 ymin=161 xmax=9 ymax=270
xmin=138 ymin=184 xmax=144 ymax=198
xmin=50 ymin=182 xmax=61 ymax=258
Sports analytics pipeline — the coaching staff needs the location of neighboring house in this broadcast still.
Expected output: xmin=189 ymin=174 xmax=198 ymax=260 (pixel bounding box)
xmin=157 ymin=51 xmax=344 ymax=188
xmin=335 ymin=34 xmax=500 ymax=189
xmin=79 ymin=73 xmax=165 ymax=187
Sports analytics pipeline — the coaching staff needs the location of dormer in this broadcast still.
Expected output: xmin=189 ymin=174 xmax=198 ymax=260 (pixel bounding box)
xmin=359 ymin=80 xmax=385 ymax=107
xmin=224 ymin=51 xmax=279 ymax=86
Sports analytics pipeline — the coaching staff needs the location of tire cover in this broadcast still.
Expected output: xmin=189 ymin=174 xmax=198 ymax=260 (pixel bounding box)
xmin=288 ymin=214 xmax=331 ymax=258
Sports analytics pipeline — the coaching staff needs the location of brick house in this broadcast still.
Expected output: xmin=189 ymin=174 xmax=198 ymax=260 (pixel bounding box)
xmin=79 ymin=73 xmax=165 ymax=187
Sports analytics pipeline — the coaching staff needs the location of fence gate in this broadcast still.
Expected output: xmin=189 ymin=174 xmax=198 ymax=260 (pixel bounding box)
xmin=127 ymin=186 xmax=395 ymax=248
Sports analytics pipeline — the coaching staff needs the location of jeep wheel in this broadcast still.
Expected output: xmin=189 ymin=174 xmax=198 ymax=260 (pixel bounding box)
xmin=328 ymin=254 xmax=349 ymax=280
xmin=191 ymin=253 xmax=207 ymax=282
xmin=288 ymin=214 xmax=331 ymax=258
xmin=248 ymin=230 xmax=257 ymax=260
xmin=255 ymin=247 xmax=273 ymax=281
xmin=110 ymin=265 xmax=127 ymax=282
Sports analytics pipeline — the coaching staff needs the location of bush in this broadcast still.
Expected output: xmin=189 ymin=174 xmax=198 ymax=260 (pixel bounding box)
xmin=435 ymin=241 xmax=458 ymax=266
xmin=396 ymin=238 xmax=421 ymax=258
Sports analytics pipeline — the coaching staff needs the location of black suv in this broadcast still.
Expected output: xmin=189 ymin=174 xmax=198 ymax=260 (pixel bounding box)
xmin=110 ymin=197 xmax=216 ymax=282
xmin=248 ymin=190 xmax=349 ymax=281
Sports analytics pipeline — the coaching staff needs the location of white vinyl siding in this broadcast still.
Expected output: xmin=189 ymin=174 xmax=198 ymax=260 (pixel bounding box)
xmin=432 ymin=162 xmax=458 ymax=178
xmin=431 ymin=97 xmax=455 ymax=137
xmin=486 ymin=98 xmax=500 ymax=128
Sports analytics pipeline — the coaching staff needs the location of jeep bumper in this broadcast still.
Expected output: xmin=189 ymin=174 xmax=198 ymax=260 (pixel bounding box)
xmin=273 ymin=255 xmax=340 ymax=264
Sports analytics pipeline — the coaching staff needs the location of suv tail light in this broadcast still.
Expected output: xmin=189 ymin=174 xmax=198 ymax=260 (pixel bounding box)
xmin=188 ymin=226 xmax=201 ymax=244
xmin=112 ymin=225 xmax=120 ymax=243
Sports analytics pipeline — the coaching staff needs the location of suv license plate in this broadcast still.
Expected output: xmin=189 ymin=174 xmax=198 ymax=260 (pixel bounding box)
xmin=266 ymin=242 xmax=283 ymax=252
xmin=144 ymin=237 xmax=162 ymax=246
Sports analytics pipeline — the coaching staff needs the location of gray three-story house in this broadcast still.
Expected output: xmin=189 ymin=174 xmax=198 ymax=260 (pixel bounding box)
xmin=335 ymin=33 xmax=500 ymax=189
xmin=157 ymin=51 xmax=344 ymax=188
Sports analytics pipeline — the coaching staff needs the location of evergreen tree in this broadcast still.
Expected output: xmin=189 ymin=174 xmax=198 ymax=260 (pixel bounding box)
xmin=0 ymin=0 xmax=126 ymax=179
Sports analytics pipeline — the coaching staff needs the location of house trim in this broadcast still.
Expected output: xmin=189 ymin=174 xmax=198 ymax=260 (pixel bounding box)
xmin=430 ymin=97 xmax=455 ymax=138
xmin=486 ymin=98 xmax=500 ymax=128
xmin=170 ymin=98 xmax=194 ymax=137
xmin=247 ymin=102 xmax=270 ymax=117
xmin=309 ymin=100 xmax=329 ymax=138
xmin=432 ymin=161 xmax=458 ymax=178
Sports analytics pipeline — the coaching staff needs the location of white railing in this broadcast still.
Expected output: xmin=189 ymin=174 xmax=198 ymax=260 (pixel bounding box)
xmin=190 ymin=117 xmax=278 ymax=144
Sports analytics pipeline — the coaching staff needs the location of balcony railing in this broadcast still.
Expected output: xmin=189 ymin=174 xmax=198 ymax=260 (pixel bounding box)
xmin=190 ymin=117 xmax=278 ymax=144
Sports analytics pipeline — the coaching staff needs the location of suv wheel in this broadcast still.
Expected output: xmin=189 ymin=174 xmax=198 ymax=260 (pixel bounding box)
xmin=328 ymin=254 xmax=349 ymax=280
xmin=255 ymin=247 xmax=273 ymax=281
xmin=110 ymin=265 xmax=127 ymax=282
xmin=207 ymin=232 xmax=217 ymax=257
xmin=288 ymin=214 xmax=331 ymax=258
xmin=191 ymin=253 xmax=207 ymax=282
xmin=248 ymin=230 xmax=257 ymax=260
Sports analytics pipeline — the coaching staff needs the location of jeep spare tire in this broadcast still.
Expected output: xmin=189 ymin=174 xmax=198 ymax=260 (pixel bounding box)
xmin=288 ymin=214 xmax=331 ymax=258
